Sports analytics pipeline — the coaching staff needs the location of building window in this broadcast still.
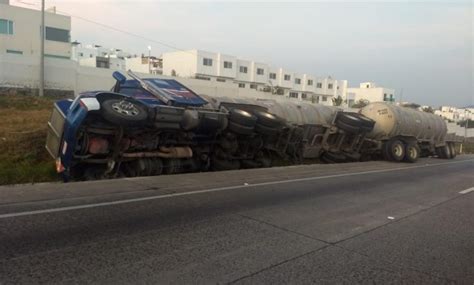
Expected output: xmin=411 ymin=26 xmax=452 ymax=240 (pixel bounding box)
xmin=224 ymin=61 xmax=232 ymax=69
xmin=238 ymin=83 xmax=246 ymax=88
xmin=366 ymin=84 xmax=370 ymax=88
xmin=250 ymin=84 xmax=258 ymax=89
xmin=239 ymin=66 xmax=248 ymax=73
xmin=295 ymin=78 xmax=301 ymax=84
xmin=307 ymin=80 xmax=313 ymax=86
xmin=322 ymin=96 xmax=328 ymax=102
xmin=90 ymin=54 xmax=93 ymax=58
xmin=45 ymin=26 xmax=70 ymax=43
xmin=328 ymin=83 xmax=333 ymax=89
xmin=316 ymin=82 xmax=322 ymax=88
xmin=301 ymin=93 xmax=307 ymax=99
xmin=0 ymin=19 xmax=13 ymax=35
xmin=289 ymin=92 xmax=298 ymax=98
xmin=269 ymin=73 xmax=276 ymax=79
xmin=203 ymin=58 xmax=213 ymax=66
xmin=337 ymin=86 xmax=340 ymax=90
xmin=78 ymin=52 xmax=84 ymax=57
xmin=6 ymin=49 xmax=22 ymax=55
xmin=284 ymin=74 xmax=291 ymax=81
xmin=257 ymin=68 xmax=264 ymax=75
xmin=216 ymin=78 xmax=226 ymax=82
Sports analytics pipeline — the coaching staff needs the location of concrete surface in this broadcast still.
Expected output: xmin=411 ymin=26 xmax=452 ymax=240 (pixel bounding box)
xmin=0 ymin=156 xmax=473 ymax=284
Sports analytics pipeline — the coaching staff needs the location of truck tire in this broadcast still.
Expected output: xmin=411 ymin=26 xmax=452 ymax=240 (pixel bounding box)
xmin=211 ymin=158 xmax=240 ymax=171
xmin=321 ymin=151 xmax=346 ymax=163
xmin=336 ymin=120 xmax=360 ymax=134
xmin=228 ymin=121 xmax=254 ymax=135
xmin=337 ymin=113 xmax=363 ymax=127
xmin=437 ymin=145 xmax=451 ymax=159
xmin=255 ymin=123 xmax=279 ymax=136
xmin=388 ymin=140 xmax=405 ymax=162
xmin=353 ymin=113 xmax=375 ymax=132
xmin=382 ymin=141 xmax=393 ymax=161
xmin=229 ymin=109 xmax=257 ymax=127
xmin=404 ymin=143 xmax=420 ymax=163
xmin=253 ymin=111 xmax=282 ymax=128
xmin=448 ymin=142 xmax=456 ymax=159
xmin=101 ymin=98 xmax=148 ymax=127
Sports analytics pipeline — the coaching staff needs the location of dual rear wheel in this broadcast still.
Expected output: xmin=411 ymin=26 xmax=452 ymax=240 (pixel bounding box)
xmin=382 ymin=139 xmax=420 ymax=163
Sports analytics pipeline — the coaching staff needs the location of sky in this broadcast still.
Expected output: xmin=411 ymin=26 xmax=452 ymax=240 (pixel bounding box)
xmin=13 ymin=0 xmax=474 ymax=107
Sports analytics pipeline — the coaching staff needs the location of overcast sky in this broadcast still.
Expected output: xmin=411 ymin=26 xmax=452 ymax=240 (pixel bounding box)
xmin=15 ymin=0 xmax=474 ymax=107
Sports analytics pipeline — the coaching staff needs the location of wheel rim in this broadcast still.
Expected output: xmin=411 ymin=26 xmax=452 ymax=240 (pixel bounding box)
xmin=409 ymin=147 xmax=417 ymax=158
xmin=394 ymin=144 xmax=403 ymax=157
xmin=111 ymin=101 xmax=140 ymax=116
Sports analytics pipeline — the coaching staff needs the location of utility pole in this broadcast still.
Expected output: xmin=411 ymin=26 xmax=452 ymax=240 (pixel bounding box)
xmin=39 ymin=0 xmax=45 ymax=96
xmin=147 ymin=45 xmax=152 ymax=74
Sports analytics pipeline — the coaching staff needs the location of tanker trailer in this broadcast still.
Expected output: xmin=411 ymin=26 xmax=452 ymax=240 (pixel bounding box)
xmin=201 ymin=95 xmax=374 ymax=165
xmin=359 ymin=102 xmax=456 ymax=163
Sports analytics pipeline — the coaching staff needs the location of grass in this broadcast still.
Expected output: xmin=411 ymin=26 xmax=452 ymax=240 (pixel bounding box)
xmin=0 ymin=94 xmax=60 ymax=185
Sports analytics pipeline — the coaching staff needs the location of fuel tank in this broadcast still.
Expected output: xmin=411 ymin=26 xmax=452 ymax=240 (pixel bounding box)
xmin=360 ymin=102 xmax=447 ymax=143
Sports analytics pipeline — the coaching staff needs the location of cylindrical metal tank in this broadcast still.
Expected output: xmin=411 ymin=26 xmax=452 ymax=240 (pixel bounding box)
xmin=360 ymin=102 xmax=447 ymax=143
xmin=200 ymin=95 xmax=338 ymax=126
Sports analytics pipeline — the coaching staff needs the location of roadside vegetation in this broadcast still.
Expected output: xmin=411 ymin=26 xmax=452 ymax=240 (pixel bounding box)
xmin=0 ymin=93 xmax=59 ymax=185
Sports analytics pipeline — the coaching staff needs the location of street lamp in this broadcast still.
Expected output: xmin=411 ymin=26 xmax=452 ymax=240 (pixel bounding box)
xmin=147 ymin=45 xmax=152 ymax=74
xmin=39 ymin=0 xmax=45 ymax=96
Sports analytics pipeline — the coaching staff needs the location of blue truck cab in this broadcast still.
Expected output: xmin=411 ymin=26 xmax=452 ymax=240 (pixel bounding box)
xmin=46 ymin=71 xmax=228 ymax=181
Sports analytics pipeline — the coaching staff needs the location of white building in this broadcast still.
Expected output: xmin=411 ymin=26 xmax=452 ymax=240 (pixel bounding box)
xmin=347 ymin=82 xmax=395 ymax=104
xmin=0 ymin=0 xmax=71 ymax=59
xmin=71 ymin=43 xmax=162 ymax=74
xmin=434 ymin=106 xmax=474 ymax=122
xmin=162 ymin=49 xmax=347 ymax=105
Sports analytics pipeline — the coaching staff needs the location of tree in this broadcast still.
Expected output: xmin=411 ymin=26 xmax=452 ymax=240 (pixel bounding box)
xmin=351 ymin=99 xmax=369 ymax=108
xmin=332 ymin=96 xmax=343 ymax=106
xmin=402 ymin=103 xmax=420 ymax=109
xmin=421 ymin=106 xmax=434 ymax=113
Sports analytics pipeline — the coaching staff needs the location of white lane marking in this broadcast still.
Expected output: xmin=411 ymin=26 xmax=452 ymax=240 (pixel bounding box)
xmin=459 ymin=187 xmax=474 ymax=194
xmin=0 ymin=159 xmax=472 ymax=219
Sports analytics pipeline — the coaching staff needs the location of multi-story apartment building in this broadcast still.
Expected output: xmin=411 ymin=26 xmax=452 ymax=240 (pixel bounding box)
xmin=0 ymin=0 xmax=71 ymax=59
xmin=162 ymin=49 xmax=347 ymax=105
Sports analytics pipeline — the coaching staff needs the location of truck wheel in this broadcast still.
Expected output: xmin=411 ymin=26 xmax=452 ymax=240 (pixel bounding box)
xmin=101 ymin=99 xmax=148 ymax=127
xmin=448 ymin=142 xmax=456 ymax=159
xmin=229 ymin=109 xmax=257 ymax=127
xmin=228 ymin=121 xmax=254 ymax=135
xmin=211 ymin=158 xmax=240 ymax=171
xmin=253 ymin=110 xmax=283 ymax=128
xmin=321 ymin=151 xmax=347 ymax=163
xmin=404 ymin=143 xmax=420 ymax=163
xmin=337 ymin=113 xmax=363 ymax=126
xmin=336 ymin=120 xmax=360 ymax=134
xmin=353 ymin=113 xmax=375 ymax=132
xmin=388 ymin=140 xmax=405 ymax=162
xmin=382 ymin=141 xmax=393 ymax=161
xmin=255 ymin=123 xmax=279 ymax=136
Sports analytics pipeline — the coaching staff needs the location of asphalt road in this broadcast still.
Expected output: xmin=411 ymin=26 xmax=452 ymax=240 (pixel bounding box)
xmin=0 ymin=156 xmax=473 ymax=284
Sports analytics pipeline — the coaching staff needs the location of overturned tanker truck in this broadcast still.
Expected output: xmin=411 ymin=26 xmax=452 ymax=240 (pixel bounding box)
xmin=45 ymin=71 xmax=375 ymax=181
xmin=358 ymin=102 xmax=457 ymax=162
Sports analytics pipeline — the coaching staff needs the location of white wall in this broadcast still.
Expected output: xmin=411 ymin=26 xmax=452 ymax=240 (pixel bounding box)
xmin=0 ymin=54 xmax=337 ymax=108
xmin=162 ymin=50 xmax=197 ymax=78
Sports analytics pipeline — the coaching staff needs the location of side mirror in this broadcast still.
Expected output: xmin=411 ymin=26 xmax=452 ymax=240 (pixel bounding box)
xmin=112 ymin=71 xmax=126 ymax=84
